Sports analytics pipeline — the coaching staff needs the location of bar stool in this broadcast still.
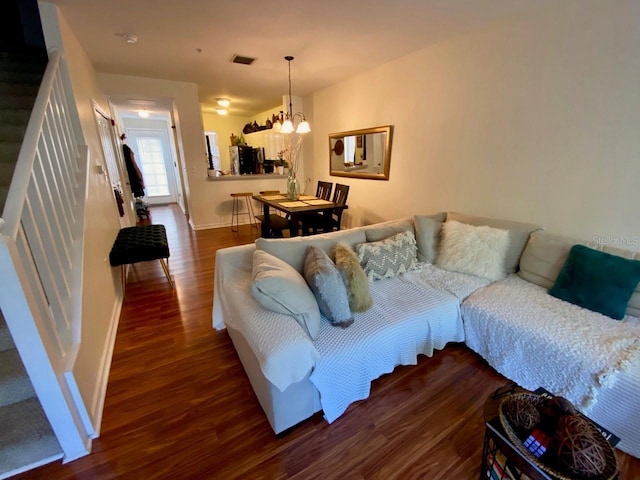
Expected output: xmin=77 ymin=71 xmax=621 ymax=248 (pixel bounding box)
xmin=230 ymin=192 xmax=258 ymax=232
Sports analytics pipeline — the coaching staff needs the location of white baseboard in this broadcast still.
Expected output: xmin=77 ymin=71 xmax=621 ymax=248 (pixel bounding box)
xmin=88 ymin=292 xmax=123 ymax=436
xmin=191 ymin=219 xmax=257 ymax=230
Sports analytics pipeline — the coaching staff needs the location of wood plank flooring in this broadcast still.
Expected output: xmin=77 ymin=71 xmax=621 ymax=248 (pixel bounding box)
xmin=20 ymin=205 xmax=640 ymax=479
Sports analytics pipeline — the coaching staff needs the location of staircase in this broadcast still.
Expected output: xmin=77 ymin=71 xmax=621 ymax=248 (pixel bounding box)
xmin=0 ymin=50 xmax=45 ymax=212
xmin=0 ymin=51 xmax=63 ymax=478
xmin=0 ymin=311 xmax=62 ymax=479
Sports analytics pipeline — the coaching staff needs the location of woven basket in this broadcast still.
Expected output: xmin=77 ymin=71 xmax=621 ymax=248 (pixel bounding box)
xmin=499 ymin=393 xmax=618 ymax=480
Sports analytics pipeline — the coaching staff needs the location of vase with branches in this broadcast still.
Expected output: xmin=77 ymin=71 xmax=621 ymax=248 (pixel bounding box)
xmin=281 ymin=133 xmax=303 ymax=200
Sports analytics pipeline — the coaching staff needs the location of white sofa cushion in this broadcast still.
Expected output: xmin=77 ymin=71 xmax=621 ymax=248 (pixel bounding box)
xmin=436 ymin=221 xmax=510 ymax=281
xmin=256 ymin=228 xmax=367 ymax=273
xmin=518 ymin=231 xmax=640 ymax=318
xmin=447 ymin=212 xmax=542 ymax=273
xmin=462 ymin=274 xmax=640 ymax=447
xmin=251 ymin=249 xmax=321 ymax=340
xmin=364 ymin=218 xmax=415 ymax=242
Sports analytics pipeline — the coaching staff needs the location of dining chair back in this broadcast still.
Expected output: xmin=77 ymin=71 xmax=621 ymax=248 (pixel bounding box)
xmin=316 ymin=181 xmax=333 ymax=201
xmin=333 ymin=183 xmax=349 ymax=207
xmin=328 ymin=183 xmax=350 ymax=231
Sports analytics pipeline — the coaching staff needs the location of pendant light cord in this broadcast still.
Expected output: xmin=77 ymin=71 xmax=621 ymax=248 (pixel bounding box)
xmin=286 ymin=56 xmax=294 ymax=118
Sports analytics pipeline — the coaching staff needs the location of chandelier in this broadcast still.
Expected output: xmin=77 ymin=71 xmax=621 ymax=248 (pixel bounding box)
xmin=280 ymin=56 xmax=311 ymax=134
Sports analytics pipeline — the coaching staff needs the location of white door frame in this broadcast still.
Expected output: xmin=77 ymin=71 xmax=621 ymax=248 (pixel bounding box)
xmin=126 ymin=128 xmax=178 ymax=205
xmin=93 ymin=103 xmax=135 ymax=226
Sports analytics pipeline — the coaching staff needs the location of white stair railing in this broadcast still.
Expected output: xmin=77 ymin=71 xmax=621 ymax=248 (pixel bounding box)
xmin=0 ymin=49 xmax=91 ymax=461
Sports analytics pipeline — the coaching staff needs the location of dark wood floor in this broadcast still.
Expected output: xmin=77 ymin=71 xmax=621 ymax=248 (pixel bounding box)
xmin=20 ymin=205 xmax=640 ymax=479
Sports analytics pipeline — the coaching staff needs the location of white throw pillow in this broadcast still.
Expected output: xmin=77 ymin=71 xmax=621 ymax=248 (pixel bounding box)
xmin=251 ymin=249 xmax=321 ymax=340
xmin=436 ymin=220 xmax=510 ymax=281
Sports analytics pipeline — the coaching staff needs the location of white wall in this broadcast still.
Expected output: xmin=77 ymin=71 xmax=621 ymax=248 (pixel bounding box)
xmin=202 ymin=113 xmax=249 ymax=171
xmin=310 ymin=0 xmax=640 ymax=251
xmin=39 ymin=2 xmax=122 ymax=431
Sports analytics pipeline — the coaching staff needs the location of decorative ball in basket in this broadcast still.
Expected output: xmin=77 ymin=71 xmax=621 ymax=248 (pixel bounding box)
xmin=499 ymin=392 xmax=618 ymax=480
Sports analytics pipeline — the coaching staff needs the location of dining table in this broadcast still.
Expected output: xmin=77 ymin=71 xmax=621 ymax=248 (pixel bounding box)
xmin=252 ymin=193 xmax=348 ymax=237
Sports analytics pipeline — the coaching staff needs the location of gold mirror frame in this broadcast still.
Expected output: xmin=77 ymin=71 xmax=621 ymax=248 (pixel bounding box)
xmin=329 ymin=125 xmax=393 ymax=180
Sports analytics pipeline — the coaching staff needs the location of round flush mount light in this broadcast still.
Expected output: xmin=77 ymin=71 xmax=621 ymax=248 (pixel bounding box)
xmin=116 ymin=33 xmax=138 ymax=44
xmin=138 ymin=109 xmax=150 ymax=118
xmin=216 ymin=98 xmax=230 ymax=107
xmin=216 ymin=108 xmax=228 ymax=116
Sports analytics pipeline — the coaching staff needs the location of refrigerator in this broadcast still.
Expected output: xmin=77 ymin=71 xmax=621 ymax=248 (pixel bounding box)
xmin=229 ymin=145 xmax=264 ymax=175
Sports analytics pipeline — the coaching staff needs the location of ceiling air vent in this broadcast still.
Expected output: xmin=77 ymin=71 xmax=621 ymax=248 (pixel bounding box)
xmin=231 ymin=54 xmax=256 ymax=66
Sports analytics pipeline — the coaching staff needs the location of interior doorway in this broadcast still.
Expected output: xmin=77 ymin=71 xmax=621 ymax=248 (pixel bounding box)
xmin=125 ymin=128 xmax=178 ymax=205
xmin=94 ymin=106 xmax=133 ymax=227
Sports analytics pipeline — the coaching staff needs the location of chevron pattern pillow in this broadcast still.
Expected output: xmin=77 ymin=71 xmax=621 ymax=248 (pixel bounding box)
xmin=356 ymin=231 xmax=418 ymax=281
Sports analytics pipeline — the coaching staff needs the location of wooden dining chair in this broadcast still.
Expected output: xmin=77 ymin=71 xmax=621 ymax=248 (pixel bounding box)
xmin=316 ymin=181 xmax=333 ymax=201
xmin=307 ymin=183 xmax=350 ymax=234
xmin=255 ymin=190 xmax=291 ymax=237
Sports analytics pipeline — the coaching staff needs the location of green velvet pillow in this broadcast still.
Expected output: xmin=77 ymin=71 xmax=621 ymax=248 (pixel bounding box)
xmin=548 ymin=244 xmax=640 ymax=320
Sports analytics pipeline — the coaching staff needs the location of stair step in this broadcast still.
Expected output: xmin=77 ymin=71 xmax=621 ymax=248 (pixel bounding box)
xmin=0 ymin=349 xmax=36 ymax=408
xmin=0 ymin=95 xmax=37 ymax=110
xmin=0 ymin=60 xmax=45 ymax=75
xmin=0 ymin=49 xmax=48 ymax=64
xmin=0 ymin=124 xmax=27 ymax=143
xmin=0 ymin=314 xmax=13 ymax=352
xmin=0 ymin=186 xmax=8 ymax=213
xmin=0 ymin=83 xmax=39 ymax=96
xmin=0 ymin=71 xmax=43 ymax=86
xmin=0 ymin=398 xmax=62 ymax=479
xmin=0 ymin=142 xmax=21 ymax=164
xmin=0 ymin=108 xmax=32 ymax=125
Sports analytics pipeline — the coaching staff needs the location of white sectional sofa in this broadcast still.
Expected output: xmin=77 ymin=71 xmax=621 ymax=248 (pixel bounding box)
xmin=212 ymin=212 xmax=640 ymax=458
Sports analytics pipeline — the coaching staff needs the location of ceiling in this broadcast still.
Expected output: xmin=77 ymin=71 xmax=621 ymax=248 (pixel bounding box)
xmin=46 ymin=0 xmax=548 ymax=117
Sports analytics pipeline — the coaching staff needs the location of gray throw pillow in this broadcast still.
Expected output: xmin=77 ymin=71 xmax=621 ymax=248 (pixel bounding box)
xmin=251 ymin=249 xmax=321 ymax=340
xmin=304 ymin=246 xmax=354 ymax=328
xmin=356 ymin=231 xmax=418 ymax=281
xmin=413 ymin=213 xmax=446 ymax=263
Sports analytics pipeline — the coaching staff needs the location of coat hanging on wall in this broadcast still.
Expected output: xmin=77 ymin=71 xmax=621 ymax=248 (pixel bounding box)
xmin=122 ymin=143 xmax=145 ymax=198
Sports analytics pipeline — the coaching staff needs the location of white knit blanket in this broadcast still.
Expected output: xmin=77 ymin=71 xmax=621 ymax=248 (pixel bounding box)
xmin=408 ymin=263 xmax=493 ymax=301
xmin=310 ymin=272 xmax=461 ymax=422
xmin=463 ymin=274 xmax=640 ymax=410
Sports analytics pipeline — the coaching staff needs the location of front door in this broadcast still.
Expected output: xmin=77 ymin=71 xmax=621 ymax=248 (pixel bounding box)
xmin=126 ymin=128 xmax=178 ymax=205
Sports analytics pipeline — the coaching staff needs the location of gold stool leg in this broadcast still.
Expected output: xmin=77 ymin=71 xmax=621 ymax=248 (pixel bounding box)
xmin=159 ymin=258 xmax=174 ymax=288
xmin=121 ymin=264 xmax=127 ymax=296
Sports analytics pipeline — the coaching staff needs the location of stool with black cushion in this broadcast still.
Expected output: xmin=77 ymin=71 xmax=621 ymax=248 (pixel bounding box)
xmin=109 ymin=224 xmax=173 ymax=289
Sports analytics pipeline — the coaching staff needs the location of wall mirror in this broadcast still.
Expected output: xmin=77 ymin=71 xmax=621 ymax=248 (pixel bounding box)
xmin=329 ymin=125 xmax=393 ymax=180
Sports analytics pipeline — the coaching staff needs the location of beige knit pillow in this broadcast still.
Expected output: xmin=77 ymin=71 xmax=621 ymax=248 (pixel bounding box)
xmin=334 ymin=242 xmax=373 ymax=312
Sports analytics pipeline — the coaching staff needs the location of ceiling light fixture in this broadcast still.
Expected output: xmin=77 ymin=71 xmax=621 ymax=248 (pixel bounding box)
xmin=216 ymin=98 xmax=230 ymax=107
xmin=280 ymin=56 xmax=310 ymax=134
xmin=216 ymin=108 xmax=228 ymax=116
xmin=116 ymin=33 xmax=138 ymax=44
xmin=138 ymin=109 xmax=150 ymax=118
